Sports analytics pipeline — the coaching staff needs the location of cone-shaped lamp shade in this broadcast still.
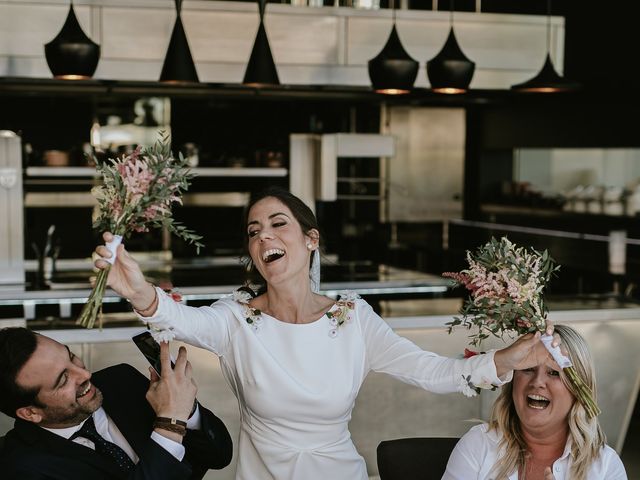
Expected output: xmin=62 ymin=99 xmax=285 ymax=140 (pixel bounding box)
xmin=368 ymin=25 xmax=419 ymax=95
xmin=160 ymin=1 xmax=199 ymax=83
xmin=426 ymin=28 xmax=475 ymax=94
xmin=44 ymin=3 xmax=100 ymax=80
xmin=243 ymin=19 xmax=279 ymax=86
xmin=511 ymin=53 xmax=580 ymax=92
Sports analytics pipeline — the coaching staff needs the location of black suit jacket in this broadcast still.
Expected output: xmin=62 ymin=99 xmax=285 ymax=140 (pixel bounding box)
xmin=0 ymin=364 xmax=232 ymax=479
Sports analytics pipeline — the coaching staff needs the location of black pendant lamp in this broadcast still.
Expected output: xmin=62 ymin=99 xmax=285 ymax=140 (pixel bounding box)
xmin=44 ymin=1 xmax=100 ymax=80
xmin=368 ymin=1 xmax=418 ymax=95
xmin=511 ymin=0 xmax=579 ymax=92
xmin=243 ymin=0 xmax=279 ymax=86
xmin=160 ymin=0 xmax=199 ymax=83
xmin=426 ymin=1 xmax=475 ymax=94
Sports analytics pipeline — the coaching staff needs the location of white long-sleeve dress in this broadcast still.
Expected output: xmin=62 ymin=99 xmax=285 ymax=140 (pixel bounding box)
xmin=141 ymin=289 xmax=510 ymax=480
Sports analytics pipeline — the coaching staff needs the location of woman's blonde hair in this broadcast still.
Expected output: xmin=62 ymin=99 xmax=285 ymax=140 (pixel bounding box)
xmin=488 ymin=324 xmax=605 ymax=480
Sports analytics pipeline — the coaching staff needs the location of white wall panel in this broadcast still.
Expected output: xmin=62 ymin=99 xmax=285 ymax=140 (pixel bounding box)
xmin=0 ymin=4 xmax=92 ymax=56
xmin=182 ymin=10 xmax=257 ymax=63
xmin=0 ymin=1 xmax=566 ymax=88
xmin=101 ymin=7 xmax=173 ymax=60
xmin=1 ymin=55 xmax=50 ymax=77
xmin=267 ymin=13 xmax=339 ymax=65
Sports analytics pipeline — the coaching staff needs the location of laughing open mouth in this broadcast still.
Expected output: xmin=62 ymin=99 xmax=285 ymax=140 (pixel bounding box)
xmin=527 ymin=394 xmax=550 ymax=409
xmin=77 ymin=383 xmax=92 ymax=398
xmin=262 ymin=249 xmax=285 ymax=263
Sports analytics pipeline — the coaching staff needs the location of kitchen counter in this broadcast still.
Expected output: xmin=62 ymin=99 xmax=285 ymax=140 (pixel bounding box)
xmin=0 ymin=261 xmax=452 ymax=323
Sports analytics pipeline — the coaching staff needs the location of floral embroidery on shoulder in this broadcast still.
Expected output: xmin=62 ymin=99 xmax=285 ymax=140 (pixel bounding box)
xmin=326 ymin=291 xmax=359 ymax=338
xmin=232 ymin=288 xmax=263 ymax=331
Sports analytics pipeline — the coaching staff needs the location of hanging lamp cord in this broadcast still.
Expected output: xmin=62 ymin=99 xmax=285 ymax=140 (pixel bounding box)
xmin=450 ymin=0 xmax=455 ymax=28
xmin=546 ymin=0 xmax=551 ymax=54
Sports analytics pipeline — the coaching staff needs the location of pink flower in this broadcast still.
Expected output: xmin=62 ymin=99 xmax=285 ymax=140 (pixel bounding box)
xmin=516 ymin=318 xmax=532 ymax=328
xmin=443 ymin=271 xmax=478 ymax=292
xmin=464 ymin=348 xmax=479 ymax=358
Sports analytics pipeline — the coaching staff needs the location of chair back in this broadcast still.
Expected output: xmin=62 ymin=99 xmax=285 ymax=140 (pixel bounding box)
xmin=377 ymin=437 xmax=459 ymax=480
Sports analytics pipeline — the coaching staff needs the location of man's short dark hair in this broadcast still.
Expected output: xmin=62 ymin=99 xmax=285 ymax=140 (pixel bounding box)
xmin=0 ymin=327 xmax=42 ymax=417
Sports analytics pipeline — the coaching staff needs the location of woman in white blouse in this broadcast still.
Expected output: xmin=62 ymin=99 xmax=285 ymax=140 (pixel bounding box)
xmin=443 ymin=324 xmax=627 ymax=480
xmin=95 ymin=187 xmax=558 ymax=480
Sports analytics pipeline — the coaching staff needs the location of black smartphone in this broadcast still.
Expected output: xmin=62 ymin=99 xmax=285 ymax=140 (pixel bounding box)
xmin=132 ymin=331 xmax=175 ymax=375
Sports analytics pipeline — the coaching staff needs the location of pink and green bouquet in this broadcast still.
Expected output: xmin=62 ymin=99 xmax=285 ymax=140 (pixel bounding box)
xmin=77 ymin=134 xmax=203 ymax=329
xmin=443 ymin=237 xmax=558 ymax=346
xmin=444 ymin=237 xmax=600 ymax=418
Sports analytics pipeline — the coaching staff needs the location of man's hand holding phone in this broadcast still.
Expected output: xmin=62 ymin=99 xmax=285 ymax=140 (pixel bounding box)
xmin=145 ymin=342 xmax=198 ymax=443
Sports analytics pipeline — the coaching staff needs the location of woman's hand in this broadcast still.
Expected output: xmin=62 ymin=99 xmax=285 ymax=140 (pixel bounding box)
xmin=94 ymin=231 xmax=155 ymax=310
xmin=493 ymin=321 xmax=560 ymax=377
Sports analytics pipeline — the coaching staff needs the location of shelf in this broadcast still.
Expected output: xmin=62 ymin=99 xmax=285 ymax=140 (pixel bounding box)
xmin=481 ymin=203 xmax=637 ymax=223
xmin=25 ymin=192 xmax=95 ymax=208
xmin=26 ymin=167 xmax=98 ymax=177
xmin=193 ymin=167 xmax=287 ymax=177
xmin=0 ymin=77 xmax=542 ymax=107
xmin=473 ymin=204 xmax=640 ymax=242
xmin=26 ymin=166 xmax=287 ymax=178
xmin=481 ymin=204 xmax=567 ymax=217
xmin=182 ymin=192 xmax=249 ymax=207
xmin=25 ymin=192 xmax=250 ymax=208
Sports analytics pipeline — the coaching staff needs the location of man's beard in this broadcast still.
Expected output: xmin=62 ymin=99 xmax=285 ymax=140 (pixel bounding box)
xmin=39 ymin=387 xmax=104 ymax=428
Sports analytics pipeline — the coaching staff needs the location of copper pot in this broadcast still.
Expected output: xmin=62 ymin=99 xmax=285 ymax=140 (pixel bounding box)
xmin=43 ymin=150 xmax=69 ymax=167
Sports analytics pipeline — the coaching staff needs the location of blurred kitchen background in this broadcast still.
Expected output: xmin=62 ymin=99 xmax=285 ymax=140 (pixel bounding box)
xmin=1 ymin=1 xmax=639 ymax=478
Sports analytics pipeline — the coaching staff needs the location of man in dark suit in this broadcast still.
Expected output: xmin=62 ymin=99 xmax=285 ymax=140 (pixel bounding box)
xmin=0 ymin=327 xmax=233 ymax=479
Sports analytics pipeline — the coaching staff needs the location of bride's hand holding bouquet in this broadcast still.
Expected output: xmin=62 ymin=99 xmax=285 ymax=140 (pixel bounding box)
xmin=94 ymin=231 xmax=156 ymax=310
xmin=77 ymin=134 xmax=203 ymax=329
xmin=444 ymin=237 xmax=600 ymax=418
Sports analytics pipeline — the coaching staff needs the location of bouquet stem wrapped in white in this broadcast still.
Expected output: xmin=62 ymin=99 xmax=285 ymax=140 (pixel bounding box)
xmin=77 ymin=134 xmax=203 ymax=329
xmin=444 ymin=237 xmax=601 ymax=418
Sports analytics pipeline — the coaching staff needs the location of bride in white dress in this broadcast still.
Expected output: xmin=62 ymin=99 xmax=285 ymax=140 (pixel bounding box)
xmin=94 ymin=187 xmax=558 ymax=480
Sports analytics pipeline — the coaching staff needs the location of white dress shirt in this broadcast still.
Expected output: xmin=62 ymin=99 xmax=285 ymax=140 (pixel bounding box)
xmin=443 ymin=423 xmax=628 ymax=480
xmin=43 ymin=405 xmax=202 ymax=463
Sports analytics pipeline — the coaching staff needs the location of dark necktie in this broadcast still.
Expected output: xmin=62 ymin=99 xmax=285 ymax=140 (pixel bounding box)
xmin=71 ymin=416 xmax=135 ymax=472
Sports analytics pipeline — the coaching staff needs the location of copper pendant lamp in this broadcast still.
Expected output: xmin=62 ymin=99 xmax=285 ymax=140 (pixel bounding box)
xmin=426 ymin=2 xmax=475 ymax=94
xmin=44 ymin=1 xmax=100 ymax=80
xmin=243 ymin=0 xmax=279 ymax=86
xmin=511 ymin=0 xmax=579 ymax=92
xmin=160 ymin=0 xmax=199 ymax=83
xmin=368 ymin=1 xmax=418 ymax=95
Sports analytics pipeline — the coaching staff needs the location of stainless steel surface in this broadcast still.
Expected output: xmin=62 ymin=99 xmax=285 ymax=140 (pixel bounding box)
xmin=0 ymin=277 xmax=450 ymax=307
xmin=0 ymin=130 xmax=24 ymax=287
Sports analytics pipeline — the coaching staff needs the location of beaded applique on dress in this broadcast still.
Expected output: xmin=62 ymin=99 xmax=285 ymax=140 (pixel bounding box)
xmin=233 ymin=289 xmax=359 ymax=336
